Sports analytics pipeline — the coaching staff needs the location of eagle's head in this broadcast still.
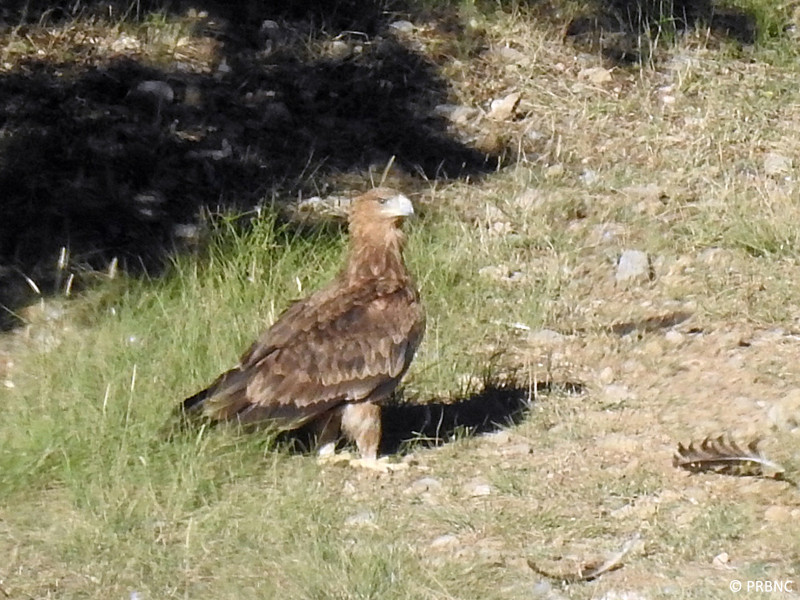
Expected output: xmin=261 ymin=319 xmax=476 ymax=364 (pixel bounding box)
xmin=351 ymin=188 xmax=414 ymax=226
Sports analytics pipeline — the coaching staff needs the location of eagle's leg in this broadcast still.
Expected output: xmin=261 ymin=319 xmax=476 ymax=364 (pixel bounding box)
xmin=341 ymin=402 xmax=381 ymax=459
xmin=314 ymin=409 xmax=352 ymax=465
xmin=342 ymin=402 xmax=407 ymax=472
xmin=314 ymin=409 xmax=342 ymax=457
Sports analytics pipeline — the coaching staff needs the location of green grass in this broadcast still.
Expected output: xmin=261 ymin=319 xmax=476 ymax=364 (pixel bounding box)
xmin=0 ymin=203 xmax=555 ymax=598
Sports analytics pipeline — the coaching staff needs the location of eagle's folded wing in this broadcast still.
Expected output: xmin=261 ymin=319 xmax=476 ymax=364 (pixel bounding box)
xmin=201 ymin=283 xmax=424 ymax=427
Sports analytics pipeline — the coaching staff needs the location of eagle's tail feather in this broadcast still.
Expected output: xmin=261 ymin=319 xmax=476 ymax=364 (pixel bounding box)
xmin=176 ymin=368 xmax=251 ymax=421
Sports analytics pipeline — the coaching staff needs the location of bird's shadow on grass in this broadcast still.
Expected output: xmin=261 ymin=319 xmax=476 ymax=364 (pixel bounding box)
xmin=282 ymin=378 xmax=585 ymax=456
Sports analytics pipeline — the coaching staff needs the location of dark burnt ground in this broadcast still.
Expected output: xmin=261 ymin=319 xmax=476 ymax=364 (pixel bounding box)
xmin=0 ymin=0 xmax=500 ymax=327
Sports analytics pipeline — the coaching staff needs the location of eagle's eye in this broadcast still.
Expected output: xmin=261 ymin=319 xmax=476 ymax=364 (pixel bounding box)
xmin=377 ymin=196 xmax=390 ymax=204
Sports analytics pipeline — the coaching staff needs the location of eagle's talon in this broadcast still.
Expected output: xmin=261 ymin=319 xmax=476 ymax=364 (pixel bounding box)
xmin=317 ymin=450 xmax=354 ymax=466
xmin=349 ymin=456 xmax=408 ymax=473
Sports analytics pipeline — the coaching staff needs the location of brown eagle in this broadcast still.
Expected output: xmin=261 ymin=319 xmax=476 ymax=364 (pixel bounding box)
xmin=178 ymin=188 xmax=425 ymax=470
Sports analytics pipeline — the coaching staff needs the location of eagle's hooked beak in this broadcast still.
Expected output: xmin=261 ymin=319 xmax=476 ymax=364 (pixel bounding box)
xmin=380 ymin=193 xmax=414 ymax=219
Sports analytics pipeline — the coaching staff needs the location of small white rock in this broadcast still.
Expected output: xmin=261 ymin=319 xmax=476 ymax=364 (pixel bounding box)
xmin=407 ymin=477 xmax=442 ymax=494
xmin=579 ymin=169 xmax=599 ymax=185
xmin=329 ymin=40 xmax=351 ymax=59
xmin=616 ymin=250 xmax=652 ymax=284
xmin=389 ymin=20 xmax=415 ymax=33
xmin=488 ymin=92 xmax=521 ymax=120
xmin=465 ymin=481 xmax=493 ymax=497
xmin=545 ymin=164 xmax=565 ymax=178
xmin=344 ymin=511 xmax=376 ymax=527
xmin=664 ymin=330 xmax=684 ymax=345
xmin=528 ymin=329 xmax=566 ymax=346
xmin=599 ymin=592 xmax=648 ymax=600
xmin=766 ymin=391 xmax=800 ymax=431
xmin=578 ymin=66 xmax=612 ymax=84
xmin=483 ymin=430 xmax=511 ymax=445
xmin=492 ymin=45 xmax=527 ymax=63
xmin=430 ymin=534 xmax=460 ymax=550
xmin=433 ymin=104 xmax=478 ymax=124
xmin=131 ymin=80 xmax=174 ymax=104
xmin=764 ymin=152 xmax=791 ymax=177
xmin=712 ymin=551 xmax=732 ymax=569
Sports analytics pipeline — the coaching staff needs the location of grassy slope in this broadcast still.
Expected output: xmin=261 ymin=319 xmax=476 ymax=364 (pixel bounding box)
xmin=3 ymin=2 xmax=800 ymax=599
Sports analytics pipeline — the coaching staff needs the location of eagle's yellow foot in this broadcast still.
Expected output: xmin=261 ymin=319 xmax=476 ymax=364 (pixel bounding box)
xmin=348 ymin=456 xmax=408 ymax=473
xmin=317 ymin=449 xmax=354 ymax=466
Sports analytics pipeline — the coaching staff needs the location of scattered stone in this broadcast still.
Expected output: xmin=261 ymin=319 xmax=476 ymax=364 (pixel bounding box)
xmin=464 ymin=480 xmax=493 ymax=497
xmin=407 ymin=477 xmax=442 ymax=495
xmin=483 ymin=430 xmax=511 ymax=445
xmin=578 ymin=66 xmax=612 ymax=84
xmin=616 ymin=250 xmax=652 ymax=284
xmin=478 ymin=265 xmax=507 ymax=281
xmin=712 ymin=552 xmax=732 ymax=569
xmin=764 ymin=152 xmax=791 ymax=177
xmin=389 ymin=20 xmax=415 ymax=33
xmin=328 ymin=40 xmax=351 ymax=59
xmin=258 ymin=20 xmax=286 ymax=49
xmin=501 ymin=443 xmax=533 ymax=456
xmin=766 ymin=390 xmax=800 ymax=431
xmin=528 ymin=329 xmax=566 ymax=346
xmin=764 ymin=505 xmax=793 ymax=523
xmin=173 ymin=223 xmax=201 ymax=241
xmin=545 ymin=164 xmax=565 ymax=178
xmin=599 ymin=366 xmax=615 ymax=384
xmin=526 ymin=129 xmax=546 ymax=141
xmin=491 ymin=45 xmax=527 ymax=63
xmin=697 ymin=247 xmax=732 ymax=266
xmin=664 ymin=330 xmax=684 ymax=345
xmin=430 ymin=534 xmax=460 ymax=551
xmin=110 ymin=33 xmax=141 ymax=53
xmin=433 ymin=103 xmax=478 ymax=124
xmin=344 ymin=511 xmax=376 ymax=527
xmin=133 ymin=80 xmax=174 ymax=103
xmin=602 ymin=384 xmax=635 ymax=405
xmin=297 ymin=194 xmax=352 ymax=216
xmin=488 ymin=91 xmax=521 ymax=120
xmin=683 ymin=486 xmax=709 ymax=504
xmin=215 ymin=58 xmax=232 ymax=77
xmin=579 ymin=169 xmax=598 ymax=185
xmin=463 ymin=479 xmax=493 ymax=498
xmin=532 ymin=579 xmax=569 ymax=600
xmin=599 ymin=592 xmax=648 ymax=600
